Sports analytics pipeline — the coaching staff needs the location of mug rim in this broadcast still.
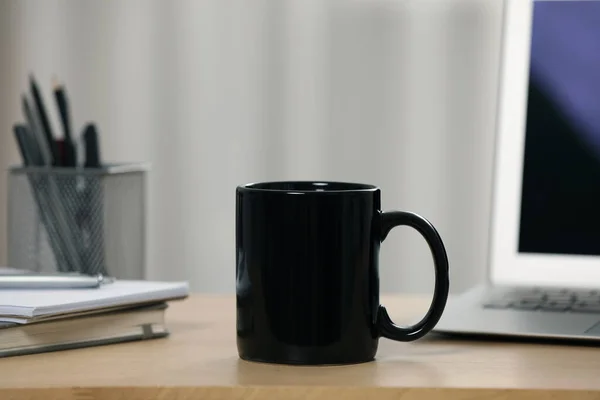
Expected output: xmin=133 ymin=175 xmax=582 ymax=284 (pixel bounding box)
xmin=238 ymin=180 xmax=379 ymax=194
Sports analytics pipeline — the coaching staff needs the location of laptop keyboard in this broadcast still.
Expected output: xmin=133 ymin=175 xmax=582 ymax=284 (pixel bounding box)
xmin=483 ymin=288 xmax=600 ymax=313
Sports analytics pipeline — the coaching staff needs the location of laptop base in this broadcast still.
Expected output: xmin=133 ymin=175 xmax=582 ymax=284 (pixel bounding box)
xmin=434 ymin=285 xmax=600 ymax=342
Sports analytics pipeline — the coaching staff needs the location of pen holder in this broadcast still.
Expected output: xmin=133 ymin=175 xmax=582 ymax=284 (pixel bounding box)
xmin=7 ymin=163 xmax=148 ymax=279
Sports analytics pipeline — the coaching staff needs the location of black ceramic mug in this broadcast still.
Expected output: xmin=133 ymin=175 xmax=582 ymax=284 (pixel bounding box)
xmin=236 ymin=181 xmax=449 ymax=365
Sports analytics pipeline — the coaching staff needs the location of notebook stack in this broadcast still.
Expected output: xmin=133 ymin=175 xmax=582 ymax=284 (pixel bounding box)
xmin=0 ymin=280 xmax=189 ymax=357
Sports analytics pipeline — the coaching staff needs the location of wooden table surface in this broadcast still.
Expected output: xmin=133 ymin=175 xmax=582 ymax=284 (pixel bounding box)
xmin=1 ymin=295 xmax=600 ymax=400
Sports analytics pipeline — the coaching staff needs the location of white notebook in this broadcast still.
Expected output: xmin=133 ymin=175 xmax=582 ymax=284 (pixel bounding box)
xmin=0 ymin=303 xmax=169 ymax=357
xmin=0 ymin=280 xmax=189 ymax=323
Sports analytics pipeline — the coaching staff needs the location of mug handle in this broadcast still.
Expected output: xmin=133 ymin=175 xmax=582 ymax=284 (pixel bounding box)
xmin=377 ymin=211 xmax=450 ymax=341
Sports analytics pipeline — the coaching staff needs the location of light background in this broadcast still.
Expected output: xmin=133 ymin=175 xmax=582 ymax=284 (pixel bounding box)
xmin=0 ymin=0 xmax=503 ymax=294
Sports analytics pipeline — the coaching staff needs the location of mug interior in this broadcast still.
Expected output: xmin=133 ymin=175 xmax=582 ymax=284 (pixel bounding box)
xmin=242 ymin=181 xmax=377 ymax=192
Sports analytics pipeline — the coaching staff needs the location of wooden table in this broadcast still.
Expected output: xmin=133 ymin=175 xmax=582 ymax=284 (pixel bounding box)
xmin=1 ymin=295 xmax=600 ymax=399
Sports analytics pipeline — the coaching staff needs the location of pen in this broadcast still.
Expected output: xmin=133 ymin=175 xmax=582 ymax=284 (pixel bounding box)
xmin=13 ymin=124 xmax=72 ymax=273
xmin=29 ymin=77 xmax=87 ymax=272
xmin=30 ymin=74 xmax=59 ymax=165
xmin=82 ymin=123 xmax=101 ymax=168
xmin=53 ymin=79 xmax=77 ymax=167
xmin=80 ymin=122 xmax=107 ymax=275
xmin=0 ymin=274 xmax=114 ymax=289
xmin=22 ymin=95 xmax=52 ymax=165
xmin=15 ymin=121 xmax=85 ymax=273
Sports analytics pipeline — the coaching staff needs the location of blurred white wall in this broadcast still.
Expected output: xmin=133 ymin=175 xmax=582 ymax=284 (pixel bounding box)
xmin=0 ymin=0 xmax=503 ymax=294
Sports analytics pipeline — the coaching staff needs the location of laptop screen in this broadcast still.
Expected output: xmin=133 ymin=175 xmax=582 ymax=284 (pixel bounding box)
xmin=519 ymin=0 xmax=600 ymax=256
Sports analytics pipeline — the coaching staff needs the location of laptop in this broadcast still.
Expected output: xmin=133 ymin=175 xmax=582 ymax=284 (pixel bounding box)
xmin=433 ymin=0 xmax=600 ymax=340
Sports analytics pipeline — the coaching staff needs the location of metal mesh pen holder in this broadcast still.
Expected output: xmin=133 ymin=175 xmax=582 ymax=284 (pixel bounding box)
xmin=7 ymin=163 xmax=147 ymax=279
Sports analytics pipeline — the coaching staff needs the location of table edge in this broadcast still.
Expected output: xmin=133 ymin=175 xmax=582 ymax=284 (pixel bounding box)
xmin=2 ymin=386 xmax=599 ymax=400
